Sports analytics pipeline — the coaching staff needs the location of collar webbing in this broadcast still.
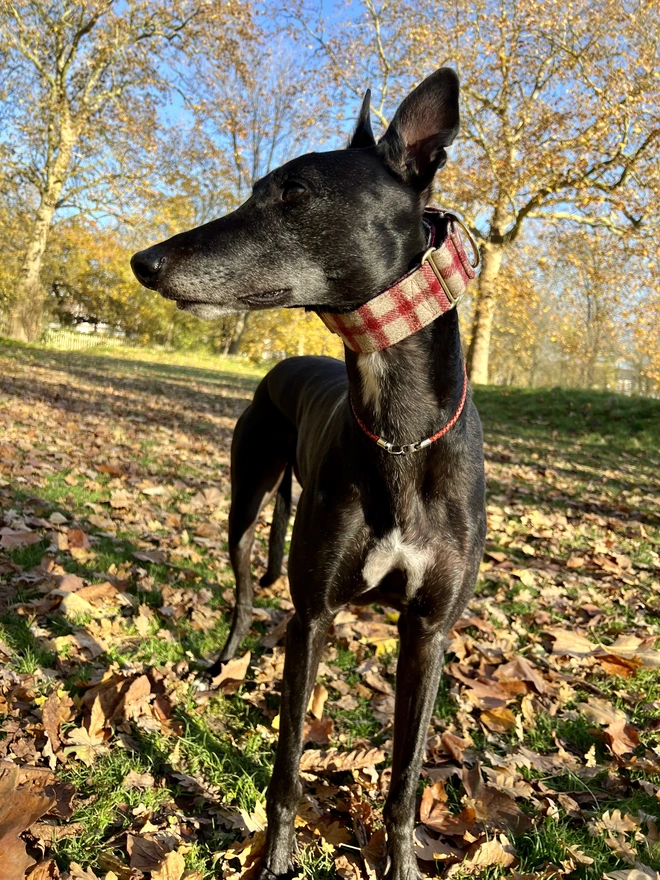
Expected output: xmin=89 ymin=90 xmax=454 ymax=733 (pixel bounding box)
xmin=317 ymin=208 xmax=479 ymax=354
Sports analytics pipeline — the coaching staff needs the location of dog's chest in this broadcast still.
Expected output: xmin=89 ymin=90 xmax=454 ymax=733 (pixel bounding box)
xmin=361 ymin=528 xmax=433 ymax=598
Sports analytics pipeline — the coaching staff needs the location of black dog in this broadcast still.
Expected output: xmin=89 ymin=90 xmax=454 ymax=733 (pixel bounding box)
xmin=132 ymin=68 xmax=486 ymax=880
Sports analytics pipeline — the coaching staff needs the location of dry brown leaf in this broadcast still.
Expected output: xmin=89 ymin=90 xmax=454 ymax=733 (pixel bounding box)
xmin=562 ymin=842 xmax=594 ymax=865
xmin=362 ymin=669 xmax=394 ymax=696
xmin=420 ymin=781 xmax=477 ymax=837
xmin=315 ymin=819 xmax=352 ymax=846
xmin=126 ymin=834 xmax=171 ymax=871
xmin=544 ymin=628 xmax=596 ymax=657
xmin=603 ymin=635 xmax=660 ymax=669
xmin=604 ymin=865 xmax=660 ymax=880
xmin=67 ymin=865 xmax=101 ymax=880
xmin=308 ymin=683 xmax=328 ymax=719
xmin=64 ymin=726 xmax=109 ymax=766
xmin=440 ymin=731 xmax=473 ymax=764
xmin=0 ymin=762 xmax=56 ymax=880
xmin=481 ymin=706 xmax=518 ymax=732
xmin=302 ymin=716 xmax=333 ymax=746
xmin=467 ymin=835 xmax=517 ymax=869
xmin=151 ymin=851 xmax=186 ymax=880
xmin=0 ymin=528 xmax=42 ymax=549
xmin=122 ymin=674 xmax=152 ymax=721
xmin=42 ymin=689 xmax=65 ymax=752
xmin=579 ymin=697 xmax=628 ymax=725
xmin=299 ymin=747 xmax=386 ymax=774
xmin=211 ymin=651 xmax=251 ymax=692
xmin=26 ymin=860 xmax=61 ymax=880
xmin=74 ymin=582 xmax=120 ymax=604
xmin=413 ymin=825 xmax=463 ymax=861
xmin=135 ymin=609 xmax=152 ymax=637
xmin=472 ymin=786 xmax=533 ymax=835
xmin=604 ymin=719 xmax=640 ymax=759
xmin=493 ymin=656 xmax=547 ymax=694
xmin=334 ymin=853 xmax=363 ymax=879
xmin=134 ymin=549 xmax=167 ymax=564
xmin=123 ymin=769 xmax=155 ymax=791
xmin=595 ymin=810 xmax=641 ymax=836
xmin=59 ymin=591 xmax=99 ymax=619
xmin=109 ymin=490 xmax=132 ymax=508
xmin=222 ymin=831 xmax=266 ymax=880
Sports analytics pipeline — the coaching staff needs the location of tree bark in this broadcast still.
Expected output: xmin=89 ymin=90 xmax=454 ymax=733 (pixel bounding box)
xmin=466 ymin=241 xmax=504 ymax=385
xmin=6 ymin=114 xmax=75 ymax=342
xmin=5 ymin=197 xmax=59 ymax=341
xmin=228 ymin=311 xmax=250 ymax=355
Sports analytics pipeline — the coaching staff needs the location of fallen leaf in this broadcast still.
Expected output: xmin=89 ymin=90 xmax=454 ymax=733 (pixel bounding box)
xmin=604 ymin=719 xmax=640 ymax=759
xmin=0 ymin=761 xmax=56 ymax=880
xmin=26 ymin=860 xmax=61 ymax=879
xmin=133 ymin=548 xmax=167 ymax=564
xmin=604 ymin=865 xmax=660 ymax=880
xmin=413 ymin=825 xmax=463 ymax=861
xmin=151 ymin=851 xmax=186 ymax=880
xmin=126 ymin=834 xmax=170 ymax=871
xmin=0 ymin=528 xmax=42 ymax=549
xmin=562 ymin=842 xmax=594 ymax=865
xmin=481 ymin=706 xmax=518 ymax=732
xmin=211 ymin=651 xmax=251 ymax=692
xmin=109 ymin=490 xmax=132 ymax=509
xmin=579 ymin=697 xmax=628 ymax=725
xmin=308 ymin=683 xmax=328 ymax=719
xmin=493 ymin=656 xmax=547 ymax=694
xmin=64 ymin=726 xmax=109 ymax=766
xmin=299 ymin=747 xmax=386 ymax=774
xmin=544 ymin=628 xmax=597 ymax=657
xmin=123 ymin=769 xmax=155 ymax=791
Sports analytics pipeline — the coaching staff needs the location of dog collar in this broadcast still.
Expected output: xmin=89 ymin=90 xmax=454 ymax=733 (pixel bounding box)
xmin=351 ymin=363 xmax=468 ymax=454
xmin=317 ymin=208 xmax=479 ymax=354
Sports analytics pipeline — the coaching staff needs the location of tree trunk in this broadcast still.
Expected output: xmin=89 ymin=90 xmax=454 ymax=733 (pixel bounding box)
xmin=228 ymin=311 xmax=250 ymax=355
xmin=5 ymin=115 xmax=76 ymax=342
xmin=466 ymin=241 xmax=504 ymax=385
xmin=5 ymin=197 xmax=58 ymax=341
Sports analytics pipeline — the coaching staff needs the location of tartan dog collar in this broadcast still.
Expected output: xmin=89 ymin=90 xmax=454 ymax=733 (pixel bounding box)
xmin=317 ymin=208 xmax=479 ymax=354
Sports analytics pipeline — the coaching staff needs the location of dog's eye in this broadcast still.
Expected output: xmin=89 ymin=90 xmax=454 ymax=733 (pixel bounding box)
xmin=282 ymin=182 xmax=307 ymax=202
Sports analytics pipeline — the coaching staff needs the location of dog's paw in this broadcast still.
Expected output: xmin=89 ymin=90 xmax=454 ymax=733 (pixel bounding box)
xmin=256 ymin=859 xmax=297 ymax=880
xmin=382 ymin=853 xmax=423 ymax=880
xmin=384 ymin=865 xmax=422 ymax=880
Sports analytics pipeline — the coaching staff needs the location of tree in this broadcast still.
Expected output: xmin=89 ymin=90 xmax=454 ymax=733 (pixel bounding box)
xmin=0 ymin=0 xmax=251 ymax=341
xmin=288 ymin=0 xmax=660 ymax=382
xmin=179 ymin=38 xmax=324 ymax=354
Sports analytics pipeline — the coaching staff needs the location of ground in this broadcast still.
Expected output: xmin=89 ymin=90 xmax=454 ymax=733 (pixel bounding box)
xmin=0 ymin=340 xmax=659 ymax=880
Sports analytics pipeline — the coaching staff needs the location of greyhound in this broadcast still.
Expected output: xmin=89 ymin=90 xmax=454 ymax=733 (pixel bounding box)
xmin=131 ymin=68 xmax=486 ymax=880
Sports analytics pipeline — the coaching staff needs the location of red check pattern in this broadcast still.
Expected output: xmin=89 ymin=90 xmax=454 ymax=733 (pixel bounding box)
xmin=318 ymin=210 xmax=477 ymax=354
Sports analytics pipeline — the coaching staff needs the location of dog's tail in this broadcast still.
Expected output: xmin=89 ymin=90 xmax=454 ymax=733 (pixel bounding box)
xmin=260 ymin=462 xmax=292 ymax=587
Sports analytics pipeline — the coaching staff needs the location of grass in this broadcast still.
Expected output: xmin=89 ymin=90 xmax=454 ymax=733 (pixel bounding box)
xmin=0 ymin=338 xmax=659 ymax=879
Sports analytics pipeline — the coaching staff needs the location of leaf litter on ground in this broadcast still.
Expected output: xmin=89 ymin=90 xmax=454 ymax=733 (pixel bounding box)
xmin=0 ymin=343 xmax=659 ymax=878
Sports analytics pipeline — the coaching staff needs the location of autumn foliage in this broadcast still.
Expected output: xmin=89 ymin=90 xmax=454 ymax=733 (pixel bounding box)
xmin=0 ymin=0 xmax=658 ymax=384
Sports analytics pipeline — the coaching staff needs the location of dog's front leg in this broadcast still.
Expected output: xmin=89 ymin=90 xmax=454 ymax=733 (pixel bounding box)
xmin=384 ymin=611 xmax=448 ymax=880
xmin=259 ymin=610 xmax=333 ymax=878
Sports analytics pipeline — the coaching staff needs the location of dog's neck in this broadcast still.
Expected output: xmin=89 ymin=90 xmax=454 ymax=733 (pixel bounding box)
xmin=345 ymin=301 xmax=466 ymax=449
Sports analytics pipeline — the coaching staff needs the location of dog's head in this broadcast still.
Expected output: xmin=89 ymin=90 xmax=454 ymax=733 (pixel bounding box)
xmin=131 ymin=68 xmax=459 ymax=317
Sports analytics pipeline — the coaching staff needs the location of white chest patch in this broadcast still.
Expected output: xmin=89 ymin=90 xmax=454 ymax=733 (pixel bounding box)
xmin=362 ymin=528 xmax=433 ymax=597
xmin=357 ymin=352 xmax=385 ymax=416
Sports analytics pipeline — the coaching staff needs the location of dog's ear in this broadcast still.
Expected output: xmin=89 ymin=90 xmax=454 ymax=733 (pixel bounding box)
xmin=348 ymin=89 xmax=376 ymax=149
xmin=378 ymin=68 xmax=459 ymax=190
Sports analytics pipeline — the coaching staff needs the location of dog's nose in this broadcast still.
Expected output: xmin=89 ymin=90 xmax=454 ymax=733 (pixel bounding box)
xmin=131 ymin=247 xmax=165 ymax=289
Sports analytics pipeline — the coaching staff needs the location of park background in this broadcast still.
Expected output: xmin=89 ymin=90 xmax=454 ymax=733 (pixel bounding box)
xmin=0 ymin=4 xmax=660 ymax=880
xmin=1 ymin=0 xmax=659 ymax=391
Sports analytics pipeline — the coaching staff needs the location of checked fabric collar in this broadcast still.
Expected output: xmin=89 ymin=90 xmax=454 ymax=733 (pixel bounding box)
xmin=317 ymin=207 xmax=479 ymax=354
